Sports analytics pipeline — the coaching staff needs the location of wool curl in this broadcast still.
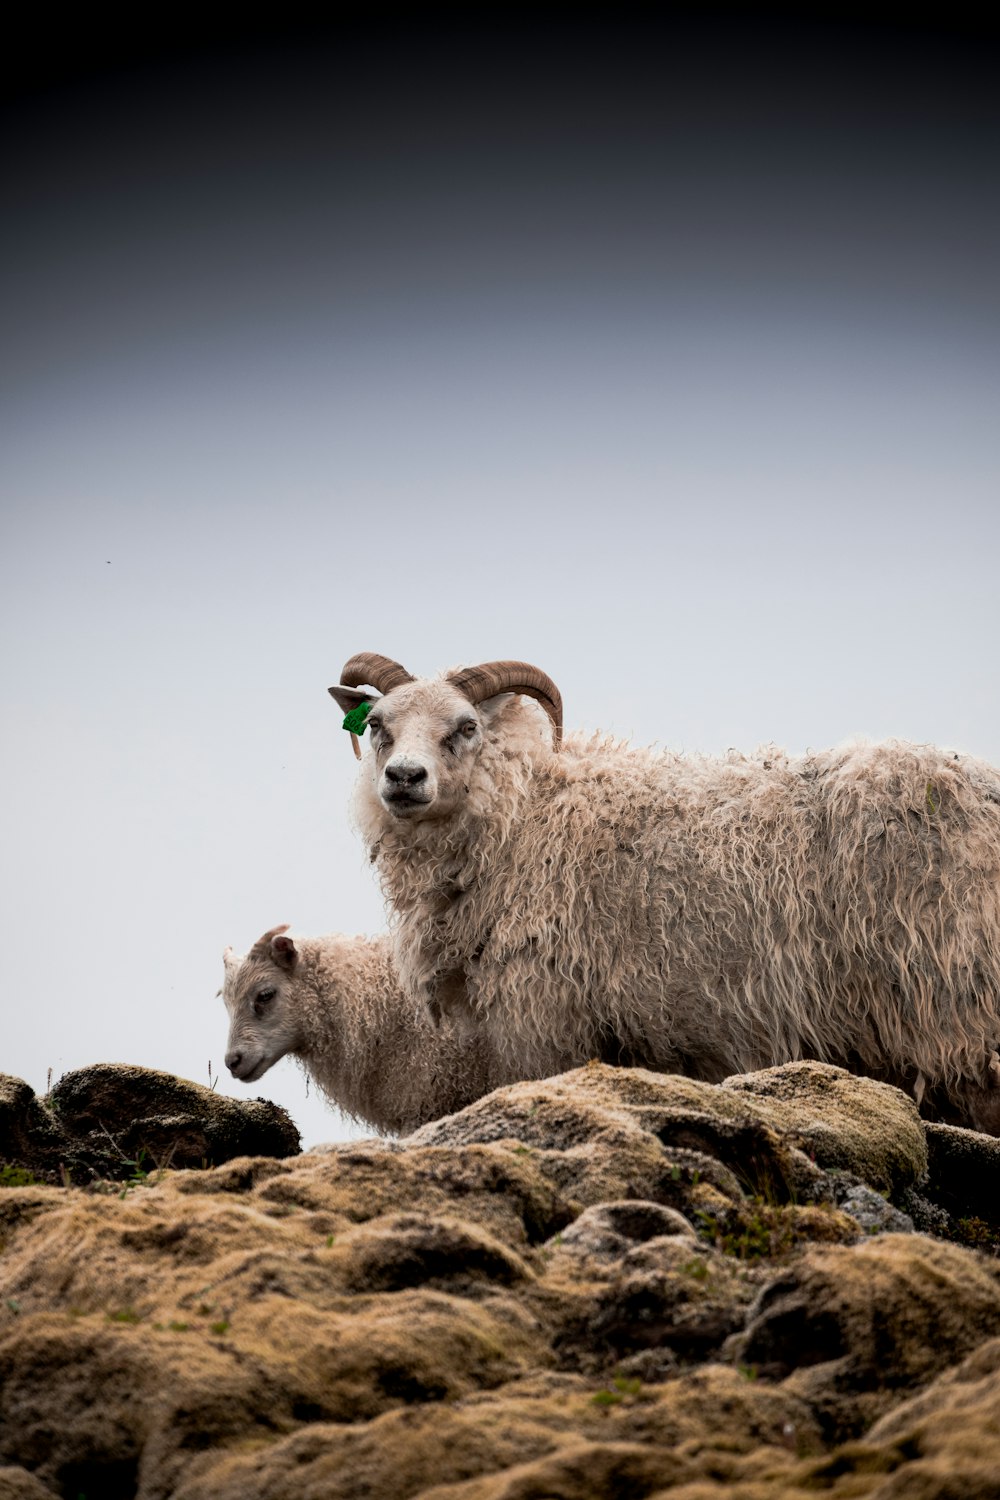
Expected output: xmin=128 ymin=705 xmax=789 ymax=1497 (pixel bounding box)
xmin=351 ymin=692 xmax=1000 ymax=1134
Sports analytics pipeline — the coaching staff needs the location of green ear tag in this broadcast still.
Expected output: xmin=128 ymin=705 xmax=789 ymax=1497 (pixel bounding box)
xmin=342 ymin=701 xmax=372 ymax=735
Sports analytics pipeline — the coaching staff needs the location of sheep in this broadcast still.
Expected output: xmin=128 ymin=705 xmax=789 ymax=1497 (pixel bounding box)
xmin=329 ymin=652 xmax=1000 ymax=1135
xmin=221 ymin=925 xmax=506 ymax=1133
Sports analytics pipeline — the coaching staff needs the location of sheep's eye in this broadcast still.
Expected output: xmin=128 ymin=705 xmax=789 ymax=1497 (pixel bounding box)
xmin=255 ymin=988 xmax=277 ymax=1006
xmin=446 ymin=720 xmax=478 ymax=753
xmin=368 ymin=719 xmax=383 ymax=736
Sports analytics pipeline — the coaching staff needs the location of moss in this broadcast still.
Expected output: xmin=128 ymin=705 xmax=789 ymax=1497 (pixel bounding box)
xmin=697 ymin=1198 xmax=855 ymax=1263
xmin=592 ymin=1374 xmax=644 ymax=1406
xmin=0 ymin=1164 xmax=40 ymax=1188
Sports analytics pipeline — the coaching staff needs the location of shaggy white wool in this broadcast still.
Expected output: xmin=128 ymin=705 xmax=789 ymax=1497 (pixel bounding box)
xmin=350 ymin=686 xmax=1000 ymax=1134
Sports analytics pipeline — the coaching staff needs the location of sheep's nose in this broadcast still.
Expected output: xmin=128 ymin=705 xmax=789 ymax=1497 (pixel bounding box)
xmin=385 ymin=762 xmax=428 ymax=788
xmin=225 ymin=1050 xmax=242 ymax=1075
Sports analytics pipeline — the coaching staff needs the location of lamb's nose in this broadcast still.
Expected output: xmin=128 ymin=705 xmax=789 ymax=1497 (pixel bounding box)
xmin=385 ymin=762 xmax=428 ymax=787
xmin=225 ymin=1050 xmax=242 ymax=1075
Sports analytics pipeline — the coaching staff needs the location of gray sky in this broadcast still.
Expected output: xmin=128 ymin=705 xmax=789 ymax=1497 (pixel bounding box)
xmin=3 ymin=13 xmax=998 ymax=1148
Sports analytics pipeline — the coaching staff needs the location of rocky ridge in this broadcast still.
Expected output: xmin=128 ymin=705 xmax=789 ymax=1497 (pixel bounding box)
xmin=1 ymin=1059 xmax=999 ymax=1499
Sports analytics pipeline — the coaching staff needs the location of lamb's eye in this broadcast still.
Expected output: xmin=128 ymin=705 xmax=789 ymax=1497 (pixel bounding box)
xmin=368 ymin=720 xmax=382 ymax=736
xmin=460 ymin=721 xmax=478 ymax=738
xmin=256 ymin=988 xmax=277 ymax=1006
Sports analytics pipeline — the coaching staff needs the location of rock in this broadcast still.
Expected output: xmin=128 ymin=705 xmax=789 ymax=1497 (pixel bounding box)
xmin=416 ymin=1440 xmax=695 ymax=1499
xmin=837 ymin=1183 xmax=914 ymax=1237
xmin=721 ymin=1060 xmax=928 ymax=1197
xmin=0 ymin=1066 xmax=300 ymax=1183
xmin=0 ymin=1059 xmax=998 ymax=1497
xmin=0 ymin=1077 xmax=69 ymax=1183
xmin=339 ymin=1212 xmax=533 ymax=1293
xmin=416 ymin=1061 xmax=930 ymax=1205
xmin=923 ymin=1120 xmax=1000 ymax=1229
xmin=50 ymin=1064 xmax=301 ymax=1169
xmin=731 ymin=1233 xmax=1000 ymax=1439
xmin=549 ymin=1200 xmax=697 ymax=1267
xmin=897 ymin=1185 xmax=953 ymax=1239
xmin=410 ymin=1063 xmax=825 ymax=1215
xmin=778 ymin=1336 xmax=1000 ymax=1499
xmin=858 ymin=1335 xmax=1000 ymax=1498
xmin=0 ymin=1469 xmax=56 ymax=1500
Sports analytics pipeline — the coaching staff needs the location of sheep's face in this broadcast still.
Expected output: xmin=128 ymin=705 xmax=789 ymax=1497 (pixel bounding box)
xmin=222 ymin=935 xmax=304 ymax=1083
xmin=360 ymin=679 xmax=504 ymax=822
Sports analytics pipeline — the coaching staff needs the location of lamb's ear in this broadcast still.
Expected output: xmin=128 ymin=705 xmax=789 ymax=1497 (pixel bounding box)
xmin=222 ymin=945 xmax=238 ymax=971
xmin=329 ymin=684 xmax=382 ymax=715
xmin=475 ymin=692 xmax=515 ymax=730
xmin=271 ymin=933 xmax=298 ymax=972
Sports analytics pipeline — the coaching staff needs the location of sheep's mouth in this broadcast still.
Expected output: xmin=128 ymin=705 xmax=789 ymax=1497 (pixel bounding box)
xmin=230 ymin=1055 xmax=270 ymax=1083
xmin=382 ymin=790 xmax=433 ymax=817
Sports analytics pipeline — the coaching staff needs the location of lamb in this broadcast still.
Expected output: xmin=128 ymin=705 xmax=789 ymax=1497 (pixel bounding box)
xmin=221 ymin=925 xmax=506 ymax=1133
xmin=329 ymin=651 xmax=1000 ymax=1134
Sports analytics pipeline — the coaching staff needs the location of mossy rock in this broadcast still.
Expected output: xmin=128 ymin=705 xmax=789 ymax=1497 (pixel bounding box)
xmin=0 ymin=1076 xmax=70 ymax=1184
xmin=721 ymin=1060 xmax=927 ymax=1197
xmin=1 ymin=1066 xmax=300 ymax=1184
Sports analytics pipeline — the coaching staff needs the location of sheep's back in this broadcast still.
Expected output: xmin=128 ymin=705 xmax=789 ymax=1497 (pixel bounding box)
xmin=470 ymin=737 xmax=1000 ymax=1084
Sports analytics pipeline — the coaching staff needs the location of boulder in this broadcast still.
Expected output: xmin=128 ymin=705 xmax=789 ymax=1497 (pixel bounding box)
xmin=0 ymin=1065 xmax=300 ymax=1184
xmin=721 ymin=1060 xmax=928 ymax=1196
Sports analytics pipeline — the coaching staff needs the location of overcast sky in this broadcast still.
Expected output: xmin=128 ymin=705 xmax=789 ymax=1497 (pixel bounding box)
xmin=2 ymin=10 xmax=998 ymax=1148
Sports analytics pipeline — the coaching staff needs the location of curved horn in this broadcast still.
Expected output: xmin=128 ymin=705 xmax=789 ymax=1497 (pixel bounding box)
xmin=448 ymin=661 xmax=563 ymax=749
xmin=339 ymin=653 xmax=415 ymax=695
xmin=250 ymin=923 xmax=290 ymax=957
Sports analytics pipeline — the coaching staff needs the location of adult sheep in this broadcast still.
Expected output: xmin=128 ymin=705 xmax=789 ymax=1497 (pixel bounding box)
xmin=329 ymin=652 xmax=1000 ymax=1134
xmin=222 ymin=926 xmax=504 ymax=1133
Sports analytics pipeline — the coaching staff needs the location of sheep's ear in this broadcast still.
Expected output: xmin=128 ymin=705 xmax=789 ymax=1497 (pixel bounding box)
xmin=329 ymin=684 xmax=382 ymax=715
xmin=222 ymin=945 xmax=238 ymax=970
xmin=475 ymin=692 xmax=514 ymax=729
xmin=271 ymin=933 xmax=298 ymax=972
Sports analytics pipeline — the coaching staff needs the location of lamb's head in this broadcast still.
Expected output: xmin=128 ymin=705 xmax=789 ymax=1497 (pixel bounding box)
xmin=329 ymin=652 xmax=562 ymax=823
xmin=222 ymin=925 xmax=305 ymax=1083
